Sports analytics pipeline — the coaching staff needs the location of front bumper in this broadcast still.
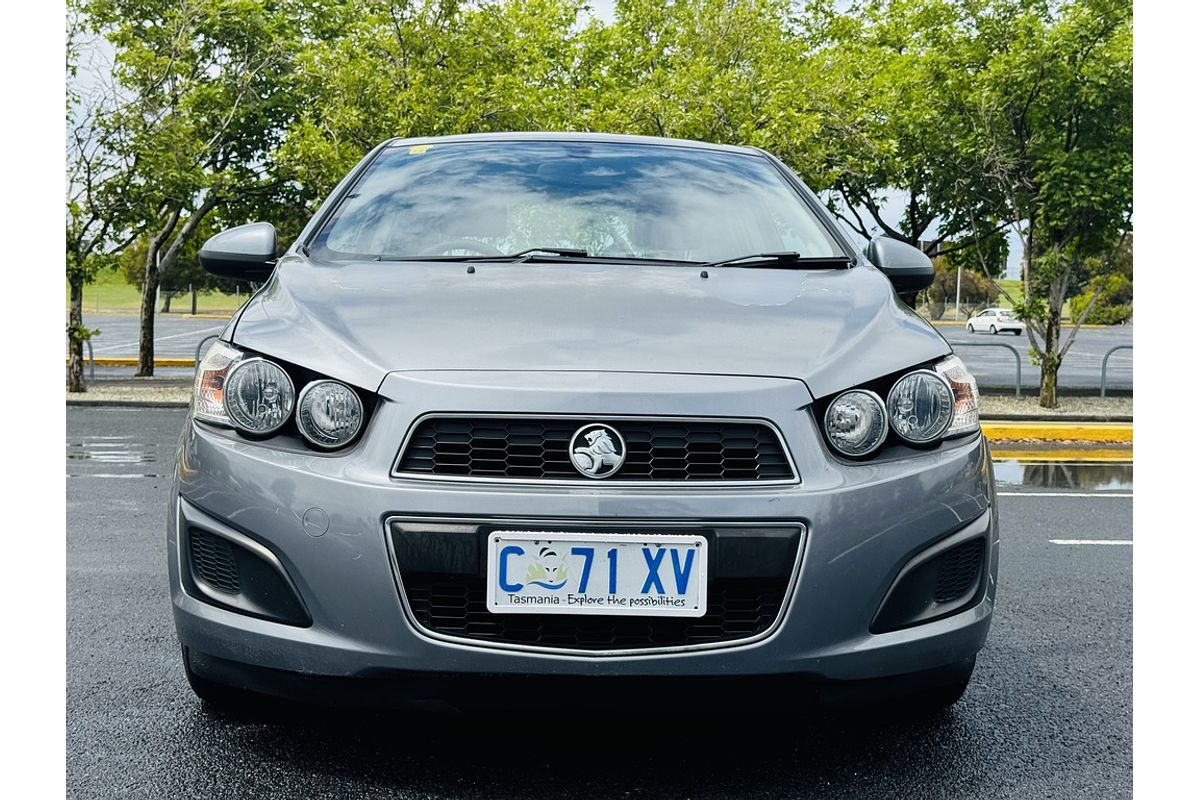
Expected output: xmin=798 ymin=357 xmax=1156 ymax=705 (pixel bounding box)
xmin=169 ymin=370 xmax=997 ymax=686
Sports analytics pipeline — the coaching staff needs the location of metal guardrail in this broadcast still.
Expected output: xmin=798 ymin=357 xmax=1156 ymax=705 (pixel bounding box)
xmin=953 ymin=342 xmax=1022 ymax=397
xmin=194 ymin=334 xmax=220 ymax=368
xmin=1100 ymin=345 xmax=1132 ymax=398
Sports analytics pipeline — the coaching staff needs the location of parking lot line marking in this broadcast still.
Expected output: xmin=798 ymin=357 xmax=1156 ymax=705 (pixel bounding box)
xmin=1049 ymin=539 xmax=1133 ymax=545
xmin=997 ymin=491 xmax=1132 ymax=498
xmin=90 ymin=324 xmax=224 ymax=354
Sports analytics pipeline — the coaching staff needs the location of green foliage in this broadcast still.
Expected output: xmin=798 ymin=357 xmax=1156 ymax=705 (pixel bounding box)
xmin=924 ymin=257 xmax=998 ymax=319
xmin=944 ymin=233 xmax=1010 ymax=281
xmin=68 ymin=0 xmax=1132 ymax=398
xmin=1069 ymin=273 xmax=1132 ymax=325
xmin=65 ymin=320 xmax=101 ymax=343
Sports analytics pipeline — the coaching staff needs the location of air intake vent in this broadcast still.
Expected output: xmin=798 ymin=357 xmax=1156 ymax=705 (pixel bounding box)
xmin=395 ymin=417 xmax=795 ymax=482
xmin=403 ymin=575 xmax=788 ymax=650
xmin=934 ymin=538 xmax=985 ymax=603
xmin=188 ymin=528 xmax=241 ymax=594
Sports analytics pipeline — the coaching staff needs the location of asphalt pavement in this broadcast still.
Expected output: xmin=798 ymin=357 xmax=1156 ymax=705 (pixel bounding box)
xmin=939 ymin=323 xmax=1132 ymax=392
xmin=75 ymin=313 xmax=1133 ymax=391
xmin=66 ymin=407 xmax=1132 ymax=799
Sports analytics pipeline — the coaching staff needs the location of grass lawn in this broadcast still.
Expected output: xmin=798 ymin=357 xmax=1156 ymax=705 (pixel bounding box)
xmin=67 ymin=268 xmax=245 ymax=315
xmin=995 ymin=278 xmax=1022 ymax=307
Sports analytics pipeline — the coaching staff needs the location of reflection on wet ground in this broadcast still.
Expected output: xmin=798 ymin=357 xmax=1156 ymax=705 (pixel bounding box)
xmin=67 ymin=435 xmax=163 ymax=478
xmin=993 ymin=460 xmax=1132 ymax=492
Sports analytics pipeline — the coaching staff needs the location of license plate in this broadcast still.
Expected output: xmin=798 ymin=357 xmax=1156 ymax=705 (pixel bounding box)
xmin=486 ymin=531 xmax=708 ymax=617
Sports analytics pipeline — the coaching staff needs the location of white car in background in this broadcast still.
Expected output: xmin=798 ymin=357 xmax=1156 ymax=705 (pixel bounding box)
xmin=966 ymin=307 xmax=1024 ymax=335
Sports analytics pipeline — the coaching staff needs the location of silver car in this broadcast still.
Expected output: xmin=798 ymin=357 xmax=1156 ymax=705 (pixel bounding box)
xmin=172 ymin=133 xmax=996 ymax=712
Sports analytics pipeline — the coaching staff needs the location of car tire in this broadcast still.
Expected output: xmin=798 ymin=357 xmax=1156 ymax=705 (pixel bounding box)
xmin=989 ymin=325 xmax=997 ymax=334
xmin=966 ymin=324 xmax=975 ymax=333
xmin=181 ymin=646 xmax=260 ymax=710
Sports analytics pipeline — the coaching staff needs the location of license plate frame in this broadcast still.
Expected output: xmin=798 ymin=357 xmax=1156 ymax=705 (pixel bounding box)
xmin=485 ymin=531 xmax=708 ymax=618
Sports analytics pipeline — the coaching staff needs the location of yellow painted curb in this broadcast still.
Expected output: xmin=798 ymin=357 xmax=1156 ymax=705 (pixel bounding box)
xmin=990 ymin=448 xmax=1132 ymax=462
xmin=981 ymin=421 xmax=1132 ymax=442
xmin=67 ymin=357 xmax=195 ymax=368
xmin=180 ymin=313 xmax=234 ymax=319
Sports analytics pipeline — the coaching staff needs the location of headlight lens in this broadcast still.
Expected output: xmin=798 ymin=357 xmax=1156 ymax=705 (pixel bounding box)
xmin=886 ymin=370 xmax=954 ymax=444
xmin=222 ymin=357 xmax=295 ymax=435
xmin=824 ymin=389 xmax=888 ymax=457
xmin=193 ymin=341 xmax=243 ymax=425
xmin=296 ymin=380 xmax=364 ymax=449
xmin=934 ymin=355 xmax=981 ymax=438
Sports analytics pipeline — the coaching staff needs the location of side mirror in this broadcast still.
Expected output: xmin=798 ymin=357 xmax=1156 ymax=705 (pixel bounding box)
xmin=865 ymin=236 xmax=935 ymax=294
xmin=198 ymin=222 xmax=277 ymax=281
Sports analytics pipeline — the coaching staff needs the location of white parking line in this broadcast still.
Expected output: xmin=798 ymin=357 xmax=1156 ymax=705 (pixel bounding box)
xmin=997 ymin=491 xmax=1132 ymax=498
xmin=1049 ymin=539 xmax=1133 ymax=545
xmin=91 ymin=325 xmax=224 ymax=354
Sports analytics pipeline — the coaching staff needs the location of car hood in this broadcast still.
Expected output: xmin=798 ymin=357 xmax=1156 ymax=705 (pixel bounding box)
xmin=229 ymin=256 xmax=950 ymax=399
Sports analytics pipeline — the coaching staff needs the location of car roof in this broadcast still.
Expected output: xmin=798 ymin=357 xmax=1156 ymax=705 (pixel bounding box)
xmin=382 ymin=131 xmax=764 ymax=156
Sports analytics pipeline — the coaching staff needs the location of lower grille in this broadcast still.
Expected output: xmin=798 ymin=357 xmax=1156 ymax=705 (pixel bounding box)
xmin=188 ymin=528 xmax=241 ymax=594
xmin=404 ymin=574 xmax=787 ymax=650
xmin=934 ymin=538 xmax=985 ymax=603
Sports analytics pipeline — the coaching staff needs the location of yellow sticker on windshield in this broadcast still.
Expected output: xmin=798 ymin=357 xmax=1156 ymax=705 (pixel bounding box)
xmin=409 ymin=144 xmax=431 ymax=154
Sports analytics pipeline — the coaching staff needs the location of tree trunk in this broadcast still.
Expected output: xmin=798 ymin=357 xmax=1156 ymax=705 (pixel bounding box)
xmin=137 ymin=207 xmax=183 ymax=377
xmin=1038 ymin=313 xmax=1061 ymax=409
xmin=136 ymin=258 xmax=159 ymax=377
xmin=67 ymin=278 xmax=86 ymax=393
xmin=137 ymin=198 xmax=217 ymax=375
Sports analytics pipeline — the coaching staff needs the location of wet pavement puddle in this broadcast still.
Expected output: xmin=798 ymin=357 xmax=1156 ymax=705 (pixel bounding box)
xmin=993 ymin=460 xmax=1132 ymax=492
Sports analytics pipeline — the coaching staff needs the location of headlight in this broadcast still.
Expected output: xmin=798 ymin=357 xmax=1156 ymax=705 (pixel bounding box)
xmin=886 ymin=370 xmax=954 ymax=444
xmin=193 ymin=341 xmax=243 ymax=426
xmin=296 ymin=380 xmax=364 ymax=449
xmin=222 ymin=357 xmax=295 ymax=435
xmin=934 ymin=355 xmax=981 ymax=438
xmin=824 ymin=389 xmax=888 ymax=457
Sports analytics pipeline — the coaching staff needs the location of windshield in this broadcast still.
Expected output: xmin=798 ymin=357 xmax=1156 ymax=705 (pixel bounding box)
xmin=309 ymin=141 xmax=845 ymax=263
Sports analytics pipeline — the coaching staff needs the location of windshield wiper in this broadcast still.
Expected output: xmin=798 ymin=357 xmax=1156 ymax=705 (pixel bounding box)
xmin=373 ymin=247 xmax=590 ymax=263
xmin=500 ymin=246 xmax=589 ymax=260
xmin=699 ymin=252 xmax=853 ymax=269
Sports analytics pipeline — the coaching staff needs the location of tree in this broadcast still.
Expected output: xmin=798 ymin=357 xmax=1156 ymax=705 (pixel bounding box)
xmin=118 ymin=221 xmax=250 ymax=312
xmin=924 ymin=256 xmax=998 ymax=320
xmin=273 ymin=0 xmax=594 ymax=202
xmin=67 ymin=2 xmax=144 ymax=392
xmin=964 ymin=0 xmax=1132 ymax=406
xmin=809 ymin=0 xmax=1007 ymax=256
xmin=82 ymin=0 xmax=309 ymax=375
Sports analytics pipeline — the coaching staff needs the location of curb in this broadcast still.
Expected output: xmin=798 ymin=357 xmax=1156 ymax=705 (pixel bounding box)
xmin=980 ymin=421 xmax=1131 ymax=443
xmin=67 ymin=357 xmax=196 ymax=368
xmin=66 ymin=399 xmax=189 ymax=408
xmin=989 ymin=447 xmax=1132 ymax=462
xmin=981 ymin=413 xmax=1132 ymax=423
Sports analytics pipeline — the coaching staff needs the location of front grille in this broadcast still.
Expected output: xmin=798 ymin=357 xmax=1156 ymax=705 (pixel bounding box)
xmin=933 ymin=538 xmax=985 ymax=603
xmin=404 ymin=574 xmax=787 ymax=650
xmin=188 ymin=528 xmax=240 ymax=594
xmin=395 ymin=417 xmax=795 ymax=482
